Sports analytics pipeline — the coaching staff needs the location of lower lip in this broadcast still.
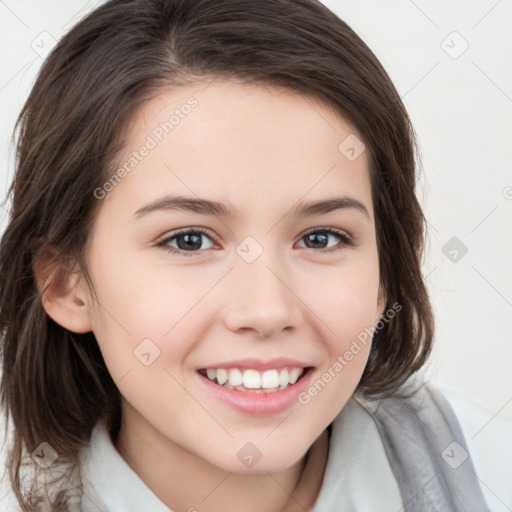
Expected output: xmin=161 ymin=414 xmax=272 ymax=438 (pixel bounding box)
xmin=197 ymin=368 xmax=314 ymax=416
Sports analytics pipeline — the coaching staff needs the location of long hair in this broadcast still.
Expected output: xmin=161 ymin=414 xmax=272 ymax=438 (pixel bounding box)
xmin=0 ymin=0 xmax=434 ymax=509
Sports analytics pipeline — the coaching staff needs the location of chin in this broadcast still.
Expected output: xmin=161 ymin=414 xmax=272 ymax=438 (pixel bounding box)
xmin=203 ymin=438 xmax=311 ymax=475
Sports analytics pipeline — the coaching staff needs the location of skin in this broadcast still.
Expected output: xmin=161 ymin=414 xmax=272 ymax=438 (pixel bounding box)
xmin=37 ymin=78 xmax=386 ymax=512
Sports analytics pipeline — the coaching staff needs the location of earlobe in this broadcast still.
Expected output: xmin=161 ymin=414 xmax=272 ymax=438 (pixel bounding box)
xmin=33 ymin=248 xmax=93 ymax=334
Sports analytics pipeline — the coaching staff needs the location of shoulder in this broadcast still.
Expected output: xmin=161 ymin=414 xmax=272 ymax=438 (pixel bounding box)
xmin=0 ymin=405 xmax=84 ymax=512
xmin=0 ymin=406 xmax=23 ymax=511
xmin=353 ymin=380 xmax=512 ymax=511
xmin=435 ymin=383 xmax=512 ymax=511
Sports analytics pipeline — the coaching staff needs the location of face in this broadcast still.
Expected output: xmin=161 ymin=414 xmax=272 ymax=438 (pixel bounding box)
xmin=81 ymin=79 xmax=385 ymax=474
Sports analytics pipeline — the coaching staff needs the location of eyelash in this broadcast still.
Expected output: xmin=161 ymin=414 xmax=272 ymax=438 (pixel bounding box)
xmin=156 ymin=227 xmax=354 ymax=257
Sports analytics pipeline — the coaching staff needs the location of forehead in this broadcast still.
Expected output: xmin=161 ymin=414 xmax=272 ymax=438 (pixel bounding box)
xmin=106 ymin=79 xmax=373 ymax=223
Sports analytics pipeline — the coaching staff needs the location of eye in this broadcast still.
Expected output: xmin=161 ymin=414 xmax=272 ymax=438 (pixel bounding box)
xmin=156 ymin=227 xmax=216 ymax=257
xmin=156 ymin=226 xmax=353 ymax=257
xmin=297 ymin=228 xmax=353 ymax=253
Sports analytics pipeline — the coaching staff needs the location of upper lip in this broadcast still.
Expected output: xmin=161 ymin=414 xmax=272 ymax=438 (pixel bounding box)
xmin=198 ymin=357 xmax=313 ymax=371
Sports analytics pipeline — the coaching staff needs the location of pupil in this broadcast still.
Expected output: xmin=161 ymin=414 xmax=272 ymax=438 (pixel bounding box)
xmin=307 ymin=233 xmax=327 ymax=248
xmin=178 ymin=234 xmax=202 ymax=250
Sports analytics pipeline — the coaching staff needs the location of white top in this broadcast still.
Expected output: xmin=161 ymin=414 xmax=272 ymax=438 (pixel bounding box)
xmin=1 ymin=386 xmax=511 ymax=511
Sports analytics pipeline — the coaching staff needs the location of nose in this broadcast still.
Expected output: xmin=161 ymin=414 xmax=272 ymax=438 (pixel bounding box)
xmin=222 ymin=253 xmax=304 ymax=339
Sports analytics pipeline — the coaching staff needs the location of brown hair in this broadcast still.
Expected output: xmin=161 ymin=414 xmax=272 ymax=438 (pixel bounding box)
xmin=0 ymin=0 xmax=434 ymax=509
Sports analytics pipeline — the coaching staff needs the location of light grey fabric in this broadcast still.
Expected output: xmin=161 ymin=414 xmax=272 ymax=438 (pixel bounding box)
xmin=311 ymin=395 xmax=404 ymax=511
xmin=353 ymin=381 xmax=491 ymax=512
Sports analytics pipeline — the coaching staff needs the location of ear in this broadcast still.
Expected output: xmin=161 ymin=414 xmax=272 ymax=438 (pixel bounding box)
xmin=33 ymin=248 xmax=93 ymax=334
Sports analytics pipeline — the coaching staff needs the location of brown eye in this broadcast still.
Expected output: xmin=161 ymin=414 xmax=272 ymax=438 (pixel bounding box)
xmin=298 ymin=228 xmax=353 ymax=252
xmin=157 ymin=228 xmax=215 ymax=256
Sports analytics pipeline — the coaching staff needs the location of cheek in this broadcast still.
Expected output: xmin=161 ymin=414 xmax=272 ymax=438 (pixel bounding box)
xmin=85 ymin=250 xmax=220 ymax=393
xmin=87 ymin=248 xmax=207 ymax=337
xmin=84 ymin=266 xmax=197 ymax=419
xmin=300 ymin=258 xmax=381 ymax=346
xmin=293 ymin=267 xmax=379 ymax=424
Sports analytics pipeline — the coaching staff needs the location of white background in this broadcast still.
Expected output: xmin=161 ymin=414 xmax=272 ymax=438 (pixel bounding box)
xmin=0 ymin=0 xmax=511 ymax=422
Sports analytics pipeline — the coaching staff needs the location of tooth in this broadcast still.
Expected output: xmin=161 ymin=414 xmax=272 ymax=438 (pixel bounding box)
xmin=243 ymin=369 xmax=261 ymax=389
xmin=216 ymin=369 xmax=228 ymax=385
xmin=288 ymin=367 xmax=303 ymax=384
xmin=228 ymin=368 xmax=243 ymax=386
xmin=278 ymin=368 xmax=289 ymax=387
xmin=207 ymin=366 xmax=306 ymax=390
xmin=261 ymin=369 xmax=280 ymax=389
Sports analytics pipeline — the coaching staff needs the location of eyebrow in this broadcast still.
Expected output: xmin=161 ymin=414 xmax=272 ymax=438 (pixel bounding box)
xmin=133 ymin=195 xmax=370 ymax=220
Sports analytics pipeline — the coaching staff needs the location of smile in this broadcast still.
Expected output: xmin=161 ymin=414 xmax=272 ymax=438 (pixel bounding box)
xmin=198 ymin=367 xmax=305 ymax=393
xmin=196 ymin=364 xmax=314 ymax=415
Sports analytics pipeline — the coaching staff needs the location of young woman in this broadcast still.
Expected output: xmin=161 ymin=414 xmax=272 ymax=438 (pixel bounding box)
xmin=0 ymin=1 xmax=510 ymax=511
